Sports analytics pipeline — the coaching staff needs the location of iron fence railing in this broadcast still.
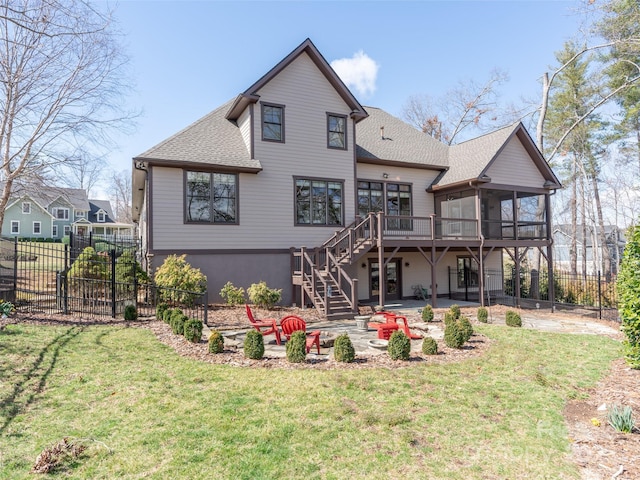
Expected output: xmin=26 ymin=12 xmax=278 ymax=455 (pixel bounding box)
xmin=3 ymin=235 xmax=207 ymax=324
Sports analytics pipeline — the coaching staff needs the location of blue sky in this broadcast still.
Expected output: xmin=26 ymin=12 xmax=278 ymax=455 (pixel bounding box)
xmin=106 ymin=0 xmax=584 ymax=179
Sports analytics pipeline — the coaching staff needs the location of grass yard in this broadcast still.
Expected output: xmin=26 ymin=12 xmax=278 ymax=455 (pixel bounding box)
xmin=0 ymin=323 xmax=620 ymax=479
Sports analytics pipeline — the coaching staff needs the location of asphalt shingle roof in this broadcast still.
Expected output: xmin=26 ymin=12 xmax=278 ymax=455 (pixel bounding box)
xmin=441 ymin=123 xmax=520 ymax=186
xmin=134 ymin=100 xmax=261 ymax=171
xmin=355 ymin=107 xmax=449 ymax=168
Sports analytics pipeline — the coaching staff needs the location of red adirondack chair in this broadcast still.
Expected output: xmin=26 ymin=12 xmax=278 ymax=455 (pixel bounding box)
xmin=280 ymin=315 xmax=321 ymax=354
xmin=369 ymin=311 xmax=421 ymax=340
xmin=245 ymin=304 xmax=282 ymax=345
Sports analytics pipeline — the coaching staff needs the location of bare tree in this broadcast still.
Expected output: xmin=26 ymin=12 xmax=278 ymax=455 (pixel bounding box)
xmin=0 ymin=0 xmax=134 ymax=229
xmin=53 ymin=152 xmax=106 ymax=197
xmin=402 ymin=69 xmax=510 ymax=145
xmin=109 ymin=169 xmax=132 ymax=224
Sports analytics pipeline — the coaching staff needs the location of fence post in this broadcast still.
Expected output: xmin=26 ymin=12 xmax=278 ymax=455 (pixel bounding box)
xmin=12 ymin=238 xmax=18 ymax=302
xmin=203 ymin=290 xmax=209 ymax=326
xmin=110 ymin=249 xmax=116 ymax=318
xmin=63 ymin=244 xmax=69 ymax=314
xmin=598 ymin=270 xmax=602 ymax=320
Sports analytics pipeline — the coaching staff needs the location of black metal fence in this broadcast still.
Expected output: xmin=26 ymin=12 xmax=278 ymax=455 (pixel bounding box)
xmin=3 ymin=235 xmax=208 ymax=324
xmin=448 ymin=266 xmax=619 ymax=321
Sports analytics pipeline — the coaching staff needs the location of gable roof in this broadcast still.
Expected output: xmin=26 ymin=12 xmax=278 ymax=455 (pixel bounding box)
xmin=89 ymin=199 xmax=115 ymax=224
xmin=355 ymin=106 xmax=449 ymax=169
xmin=133 ymin=99 xmax=261 ymax=173
xmin=433 ymin=123 xmax=561 ymax=190
xmin=225 ymin=38 xmax=368 ymax=123
xmin=2 ymin=183 xmax=90 ymax=211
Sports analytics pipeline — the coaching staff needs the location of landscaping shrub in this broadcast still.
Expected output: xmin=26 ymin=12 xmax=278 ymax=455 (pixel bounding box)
xmin=154 ymin=254 xmax=207 ymax=306
xmin=449 ymin=304 xmax=461 ymax=319
xmin=115 ymin=250 xmax=150 ymax=289
xmin=505 ymin=309 xmax=522 ymax=327
xmin=170 ymin=310 xmax=187 ymax=335
xmin=124 ymin=305 xmax=138 ymax=321
xmin=388 ymin=330 xmax=411 ymax=361
xmin=208 ymin=330 xmax=224 ymax=354
xmin=617 ymin=223 xmax=640 ymax=368
xmin=156 ymin=302 xmax=168 ymax=321
xmin=247 ymin=281 xmax=282 ymax=310
xmin=162 ymin=308 xmax=174 ymax=324
xmin=286 ymin=330 xmax=307 ymax=363
xmin=444 ymin=321 xmax=465 ymax=349
xmin=421 ymin=304 xmax=434 ymax=322
xmin=443 ymin=311 xmax=456 ymax=326
xmin=244 ymin=330 xmax=264 ymax=359
xmin=68 ymin=246 xmax=108 ymax=295
xmin=333 ymin=333 xmax=355 ymax=363
xmin=183 ymin=318 xmax=203 ymax=343
xmin=477 ymin=306 xmax=488 ymax=323
xmin=421 ymin=336 xmax=438 ymax=355
xmin=219 ymin=281 xmax=245 ymax=306
xmin=607 ymin=404 xmax=636 ymax=433
xmin=458 ymin=315 xmax=474 ymax=342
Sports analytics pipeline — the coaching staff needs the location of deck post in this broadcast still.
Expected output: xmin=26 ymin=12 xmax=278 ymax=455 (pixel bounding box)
xmin=377 ymin=211 xmax=385 ymax=309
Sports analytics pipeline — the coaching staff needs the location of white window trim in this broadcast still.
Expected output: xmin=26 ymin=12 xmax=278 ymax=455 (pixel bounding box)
xmin=11 ymin=221 xmax=19 ymax=234
xmin=76 ymin=210 xmax=85 ymax=218
xmin=64 ymin=225 xmax=70 ymax=236
xmin=97 ymin=211 xmax=105 ymax=222
xmin=22 ymin=202 xmax=31 ymax=214
xmin=32 ymin=221 xmax=41 ymax=235
xmin=53 ymin=207 xmax=70 ymax=220
xmin=52 ymin=225 xmax=58 ymax=237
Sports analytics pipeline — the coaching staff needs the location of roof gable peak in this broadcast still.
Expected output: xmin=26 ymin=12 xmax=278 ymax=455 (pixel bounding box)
xmin=225 ymin=38 xmax=368 ymax=122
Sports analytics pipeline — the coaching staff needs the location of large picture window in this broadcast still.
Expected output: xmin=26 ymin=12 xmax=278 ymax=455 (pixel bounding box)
xmin=358 ymin=181 xmax=411 ymax=229
xmin=262 ymin=103 xmax=284 ymax=142
xmin=295 ymin=178 xmax=343 ymax=226
xmin=185 ymin=171 xmax=237 ymax=224
xmin=327 ymin=113 xmax=347 ymax=149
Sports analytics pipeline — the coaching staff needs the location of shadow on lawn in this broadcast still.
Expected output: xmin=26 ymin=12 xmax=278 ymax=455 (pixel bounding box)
xmin=0 ymin=326 xmax=84 ymax=434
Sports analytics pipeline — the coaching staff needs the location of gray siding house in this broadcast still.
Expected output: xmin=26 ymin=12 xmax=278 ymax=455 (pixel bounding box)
xmin=132 ymin=39 xmax=561 ymax=317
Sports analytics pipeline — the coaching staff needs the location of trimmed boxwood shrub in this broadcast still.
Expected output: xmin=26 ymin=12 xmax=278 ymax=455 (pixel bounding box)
xmin=505 ymin=309 xmax=522 ymax=327
xmin=156 ymin=303 xmax=168 ymax=321
xmin=449 ymin=304 xmax=461 ymax=319
xmin=388 ymin=330 xmax=411 ymax=361
xmin=444 ymin=321 xmax=464 ymax=349
xmin=477 ymin=306 xmax=488 ymax=323
xmin=124 ymin=305 xmax=138 ymax=321
xmin=183 ymin=318 xmax=203 ymax=343
xmin=458 ymin=315 xmax=473 ymax=342
xmin=244 ymin=330 xmax=264 ymax=359
xmin=421 ymin=304 xmax=434 ymax=322
xmin=208 ymin=330 xmax=224 ymax=354
xmin=170 ymin=311 xmax=187 ymax=335
xmin=333 ymin=333 xmax=355 ymax=363
xmin=421 ymin=337 xmax=438 ymax=355
xmin=286 ymin=330 xmax=307 ymax=363
xmin=443 ymin=311 xmax=456 ymax=326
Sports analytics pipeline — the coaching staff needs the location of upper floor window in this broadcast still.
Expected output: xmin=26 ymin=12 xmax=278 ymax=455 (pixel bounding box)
xmin=22 ymin=202 xmax=31 ymax=214
xmin=295 ymin=178 xmax=343 ymax=226
xmin=76 ymin=211 xmax=85 ymax=218
xmin=53 ymin=207 xmax=69 ymax=220
xmin=185 ymin=171 xmax=237 ymax=224
xmin=262 ymin=103 xmax=284 ymax=142
xmin=97 ymin=211 xmax=105 ymax=222
xmin=327 ymin=114 xmax=347 ymax=149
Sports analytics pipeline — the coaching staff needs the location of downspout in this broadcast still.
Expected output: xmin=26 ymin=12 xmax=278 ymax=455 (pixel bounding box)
xmin=133 ymin=161 xmax=150 ymax=276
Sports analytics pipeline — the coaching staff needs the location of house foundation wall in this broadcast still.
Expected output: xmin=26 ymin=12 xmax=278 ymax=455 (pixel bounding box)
xmin=149 ymin=250 xmax=294 ymax=305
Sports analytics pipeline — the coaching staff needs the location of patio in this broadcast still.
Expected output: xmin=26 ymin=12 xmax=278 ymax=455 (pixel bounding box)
xmin=212 ymin=299 xmax=480 ymax=357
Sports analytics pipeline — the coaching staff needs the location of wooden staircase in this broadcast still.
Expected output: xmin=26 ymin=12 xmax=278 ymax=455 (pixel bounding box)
xmin=292 ymin=213 xmax=377 ymax=319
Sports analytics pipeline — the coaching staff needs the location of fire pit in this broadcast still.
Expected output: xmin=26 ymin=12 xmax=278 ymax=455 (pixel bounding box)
xmin=367 ymin=339 xmax=389 ymax=350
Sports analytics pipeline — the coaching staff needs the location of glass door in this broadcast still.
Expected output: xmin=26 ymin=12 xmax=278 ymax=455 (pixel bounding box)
xmin=370 ymin=260 xmax=401 ymax=301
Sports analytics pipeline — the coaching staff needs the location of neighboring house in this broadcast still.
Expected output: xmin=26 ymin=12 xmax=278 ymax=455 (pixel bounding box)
xmin=553 ymin=224 xmax=626 ymax=276
xmin=132 ymin=39 xmax=561 ymax=317
xmin=1 ymin=185 xmax=134 ymax=240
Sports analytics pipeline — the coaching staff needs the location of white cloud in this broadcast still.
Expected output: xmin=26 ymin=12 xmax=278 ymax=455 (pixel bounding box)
xmin=330 ymin=50 xmax=379 ymax=98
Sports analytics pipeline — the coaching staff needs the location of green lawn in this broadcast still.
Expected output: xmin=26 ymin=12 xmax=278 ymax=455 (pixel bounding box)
xmin=0 ymin=323 xmax=620 ymax=479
